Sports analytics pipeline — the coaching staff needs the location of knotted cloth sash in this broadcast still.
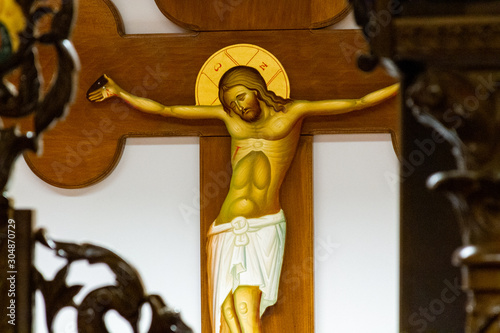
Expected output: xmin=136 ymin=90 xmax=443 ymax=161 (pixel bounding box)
xmin=206 ymin=210 xmax=286 ymax=333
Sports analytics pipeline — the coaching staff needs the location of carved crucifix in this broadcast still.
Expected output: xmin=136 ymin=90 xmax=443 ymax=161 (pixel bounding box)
xmin=7 ymin=0 xmax=400 ymax=332
xmin=86 ymin=43 xmax=397 ymax=331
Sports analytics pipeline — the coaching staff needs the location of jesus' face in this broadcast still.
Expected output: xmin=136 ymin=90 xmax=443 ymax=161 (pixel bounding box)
xmin=223 ymin=85 xmax=262 ymax=123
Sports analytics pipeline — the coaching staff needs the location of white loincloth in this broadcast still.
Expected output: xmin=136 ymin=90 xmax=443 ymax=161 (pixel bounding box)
xmin=206 ymin=210 xmax=286 ymax=333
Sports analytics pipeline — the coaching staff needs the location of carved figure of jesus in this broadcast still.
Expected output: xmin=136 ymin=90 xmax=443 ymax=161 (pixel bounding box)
xmin=87 ymin=65 xmax=398 ymax=333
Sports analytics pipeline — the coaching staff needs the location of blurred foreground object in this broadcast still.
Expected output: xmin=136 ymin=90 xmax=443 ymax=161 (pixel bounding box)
xmin=350 ymin=0 xmax=500 ymax=331
xmin=0 ymin=0 xmax=192 ymax=332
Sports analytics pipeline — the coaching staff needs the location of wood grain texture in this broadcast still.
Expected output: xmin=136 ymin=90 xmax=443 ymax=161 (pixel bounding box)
xmin=155 ymin=0 xmax=350 ymax=31
xmin=311 ymin=0 xmax=351 ymax=28
xmin=2 ymin=0 xmax=399 ymax=189
xmin=200 ymin=136 xmax=314 ymax=333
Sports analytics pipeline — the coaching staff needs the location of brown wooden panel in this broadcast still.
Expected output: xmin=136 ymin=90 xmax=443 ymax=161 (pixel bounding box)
xmin=155 ymin=0 xmax=350 ymax=31
xmin=303 ymin=95 xmax=401 ymax=154
xmin=311 ymin=0 xmax=351 ymax=28
xmin=1 ymin=0 xmax=398 ymax=188
xmin=200 ymin=136 xmax=314 ymax=333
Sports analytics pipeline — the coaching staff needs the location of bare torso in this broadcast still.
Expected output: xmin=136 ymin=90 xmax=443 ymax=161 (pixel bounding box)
xmin=214 ymin=114 xmax=303 ymax=225
xmin=87 ymin=75 xmax=398 ymax=226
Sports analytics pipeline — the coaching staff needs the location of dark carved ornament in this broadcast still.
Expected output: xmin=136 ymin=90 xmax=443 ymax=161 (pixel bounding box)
xmin=1 ymin=2 xmax=80 ymax=329
xmin=0 ymin=1 xmax=193 ymax=332
xmin=407 ymin=70 xmax=500 ymax=332
xmin=349 ymin=0 xmax=500 ymax=331
xmin=34 ymin=229 xmax=193 ymax=333
xmin=394 ymin=17 xmax=500 ymax=62
xmin=0 ymin=0 xmax=78 ymax=205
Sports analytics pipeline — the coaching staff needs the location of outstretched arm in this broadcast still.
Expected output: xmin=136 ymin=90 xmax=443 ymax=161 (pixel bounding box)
xmin=291 ymin=83 xmax=399 ymax=118
xmin=86 ymin=74 xmax=227 ymax=120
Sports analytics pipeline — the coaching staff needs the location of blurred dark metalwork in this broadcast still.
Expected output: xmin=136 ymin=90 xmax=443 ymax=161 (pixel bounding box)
xmin=350 ymin=0 xmax=500 ymax=331
xmin=35 ymin=229 xmax=192 ymax=333
xmin=1 ymin=0 xmax=78 ymax=210
xmin=0 ymin=1 xmax=192 ymax=332
xmin=1 ymin=0 xmax=79 ymax=331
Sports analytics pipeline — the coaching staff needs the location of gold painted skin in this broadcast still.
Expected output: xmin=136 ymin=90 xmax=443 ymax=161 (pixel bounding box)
xmin=88 ymin=77 xmax=398 ymax=226
xmin=88 ymin=75 xmax=399 ymax=333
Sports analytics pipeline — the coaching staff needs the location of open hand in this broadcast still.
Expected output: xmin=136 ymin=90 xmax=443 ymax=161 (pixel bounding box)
xmin=86 ymin=74 xmax=118 ymax=102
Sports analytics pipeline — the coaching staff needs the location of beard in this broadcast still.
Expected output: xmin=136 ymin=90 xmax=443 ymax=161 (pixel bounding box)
xmin=241 ymin=107 xmax=262 ymax=122
xmin=239 ymin=97 xmax=262 ymax=123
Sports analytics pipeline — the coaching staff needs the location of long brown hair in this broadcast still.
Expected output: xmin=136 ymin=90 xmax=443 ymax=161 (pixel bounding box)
xmin=218 ymin=66 xmax=291 ymax=114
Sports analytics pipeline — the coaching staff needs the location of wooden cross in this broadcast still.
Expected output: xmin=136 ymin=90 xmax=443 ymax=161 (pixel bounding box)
xmin=7 ymin=0 xmax=399 ymax=331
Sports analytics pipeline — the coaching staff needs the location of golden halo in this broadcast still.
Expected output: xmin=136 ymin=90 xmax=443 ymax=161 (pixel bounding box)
xmin=195 ymin=44 xmax=290 ymax=106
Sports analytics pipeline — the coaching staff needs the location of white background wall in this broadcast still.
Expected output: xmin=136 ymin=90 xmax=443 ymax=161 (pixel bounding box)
xmin=9 ymin=2 xmax=399 ymax=332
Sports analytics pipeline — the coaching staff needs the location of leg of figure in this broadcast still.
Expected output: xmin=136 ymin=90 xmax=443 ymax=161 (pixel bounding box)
xmin=221 ymin=291 xmax=241 ymax=333
xmin=233 ymin=285 xmax=262 ymax=333
xmin=220 ymin=318 xmax=231 ymax=333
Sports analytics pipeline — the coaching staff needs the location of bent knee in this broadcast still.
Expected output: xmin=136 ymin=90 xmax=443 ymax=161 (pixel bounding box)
xmin=237 ymin=302 xmax=249 ymax=315
xmin=224 ymin=306 xmax=236 ymax=320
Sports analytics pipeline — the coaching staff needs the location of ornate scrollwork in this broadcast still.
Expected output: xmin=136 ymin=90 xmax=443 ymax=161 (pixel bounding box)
xmin=0 ymin=127 xmax=35 ymax=207
xmin=407 ymin=70 xmax=500 ymax=332
xmin=1 ymin=2 xmax=193 ymax=332
xmin=34 ymin=229 xmax=193 ymax=333
xmin=1 ymin=2 xmax=79 ymax=330
xmin=0 ymin=0 xmax=78 ymax=203
xmin=407 ymin=70 xmax=500 ymax=243
xmin=349 ymin=0 xmax=500 ymax=331
xmin=394 ymin=17 xmax=500 ymax=60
